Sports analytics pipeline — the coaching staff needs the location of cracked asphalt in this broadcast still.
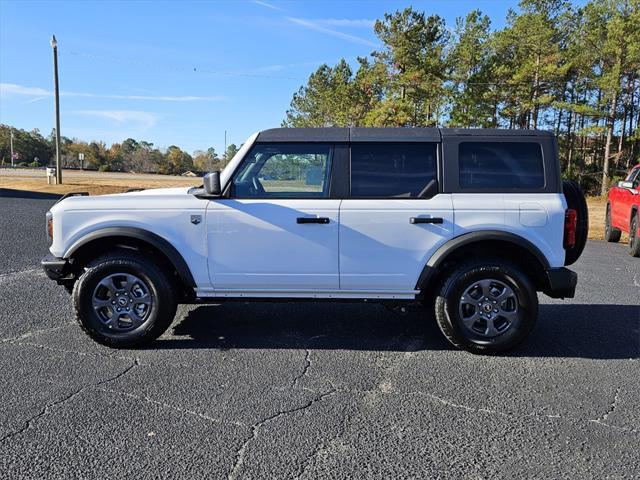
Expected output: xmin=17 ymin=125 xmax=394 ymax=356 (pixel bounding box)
xmin=1 ymin=188 xmax=639 ymax=479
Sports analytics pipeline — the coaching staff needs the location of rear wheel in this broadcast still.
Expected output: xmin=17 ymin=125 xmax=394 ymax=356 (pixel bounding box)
xmin=434 ymin=260 xmax=538 ymax=354
xmin=629 ymin=213 xmax=640 ymax=257
xmin=72 ymin=251 xmax=177 ymax=348
xmin=604 ymin=204 xmax=621 ymax=242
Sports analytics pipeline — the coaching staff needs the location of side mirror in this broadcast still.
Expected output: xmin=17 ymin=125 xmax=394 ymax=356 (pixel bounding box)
xmin=203 ymin=171 xmax=221 ymax=196
xmin=619 ymin=181 xmax=634 ymax=189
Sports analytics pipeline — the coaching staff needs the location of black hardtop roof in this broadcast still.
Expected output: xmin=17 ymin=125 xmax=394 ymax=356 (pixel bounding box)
xmin=255 ymin=127 xmax=554 ymax=143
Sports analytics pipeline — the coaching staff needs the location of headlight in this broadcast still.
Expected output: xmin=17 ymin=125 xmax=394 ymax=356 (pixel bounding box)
xmin=46 ymin=211 xmax=53 ymax=240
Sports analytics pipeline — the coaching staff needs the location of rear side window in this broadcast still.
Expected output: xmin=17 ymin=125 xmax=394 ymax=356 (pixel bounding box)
xmin=459 ymin=142 xmax=544 ymax=189
xmin=350 ymin=143 xmax=437 ymax=198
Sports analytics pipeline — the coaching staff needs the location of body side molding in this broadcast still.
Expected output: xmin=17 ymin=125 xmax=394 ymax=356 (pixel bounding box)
xmin=416 ymin=230 xmax=551 ymax=290
xmin=65 ymin=227 xmax=196 ymax=288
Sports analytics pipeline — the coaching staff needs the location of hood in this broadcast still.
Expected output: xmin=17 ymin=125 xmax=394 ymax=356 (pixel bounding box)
xmin=50 ymin=186 xmax=201 ymax=215
xmin=117 ymin=187 xmax=194 ymax=196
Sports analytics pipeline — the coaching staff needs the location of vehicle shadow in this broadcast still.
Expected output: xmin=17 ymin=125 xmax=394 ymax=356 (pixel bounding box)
xmin=155 ymin=302 xmax=639 ymax=359
xmin=0 ymin=188 xmax=62 ymax=200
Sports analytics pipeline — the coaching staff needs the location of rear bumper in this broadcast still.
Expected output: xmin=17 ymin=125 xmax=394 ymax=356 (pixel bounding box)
xmin=544 ymin=267 xmax=577 ymax=299
xmin=41 ymin=254 xmax=73 ymax=282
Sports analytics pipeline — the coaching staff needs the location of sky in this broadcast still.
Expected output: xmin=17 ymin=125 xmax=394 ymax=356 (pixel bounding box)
xmin=1 ymin=0 xmax=524 ymax=155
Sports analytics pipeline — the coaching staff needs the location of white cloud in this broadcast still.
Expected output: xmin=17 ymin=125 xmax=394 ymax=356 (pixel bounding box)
xmin=252 ymin=0 xmax=285 ymax=11
xmin=226 ymin=60 xmax=325 ymax=75
xmin=71 ymin=110 xmax=158 ymax=129
xmin=314 ymin=19 xmax=375 ymax=28
xmin=0 ymin=83 xmax=50 ymax=96
xmin=0 ymin=83 xmax=224 ymax=102
xmin=286 ymin=17 xmax=378 ymax=47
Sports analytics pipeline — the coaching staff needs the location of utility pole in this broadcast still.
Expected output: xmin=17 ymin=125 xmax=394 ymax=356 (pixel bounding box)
xmin=51 ymin=35 xmax=62 ymax=184
xmin=10 ymin=128 xmax=14 ymax=167
xmin=224 ymin=130 xmax=227 ymax=161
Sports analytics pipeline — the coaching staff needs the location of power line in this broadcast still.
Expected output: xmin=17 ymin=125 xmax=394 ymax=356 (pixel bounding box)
xmin=61 ymin=48 xmax=307 ymax=81
xmin=58 ymin=47 xmax=638 ymax=90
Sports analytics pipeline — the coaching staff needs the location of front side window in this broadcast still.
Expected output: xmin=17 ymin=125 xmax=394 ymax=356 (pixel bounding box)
xmin=350 ymin=143 xmax=437 ymax=198
xmin=232 ymin=144 xmax=332 ymax=198
xmin=459 ymin=142 xmax=544 ymax=190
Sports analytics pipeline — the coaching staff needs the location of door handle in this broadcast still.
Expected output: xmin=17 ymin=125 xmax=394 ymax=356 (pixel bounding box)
xmin=297 ymin=217 xmax=330 ymax=224
xmin=410 ymin=217 xmax=444 ymax=225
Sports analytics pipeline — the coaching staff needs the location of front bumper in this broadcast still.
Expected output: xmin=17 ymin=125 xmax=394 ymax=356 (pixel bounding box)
xmin=544 ymin=267 xmax=577 ymax=299
xmin=41 ymin=254 xmax=73 ymax=282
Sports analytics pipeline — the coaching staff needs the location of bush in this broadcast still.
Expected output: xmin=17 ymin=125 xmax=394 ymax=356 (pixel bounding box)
xmin=98 ymin=165 xmax=110 ymax=172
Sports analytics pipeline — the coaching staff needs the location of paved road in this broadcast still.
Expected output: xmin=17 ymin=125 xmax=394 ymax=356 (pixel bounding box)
xmin=1 ymin=188 xmax=638 ymax=479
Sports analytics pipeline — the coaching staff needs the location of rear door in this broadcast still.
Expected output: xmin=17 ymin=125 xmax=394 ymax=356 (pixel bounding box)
xmin=339 ymin=143 xmax=454 ymax=293
xmin=207 ymin=143 xmax=340 ymax=292
xmin=441 ymin=134 xmax=567 ymax=268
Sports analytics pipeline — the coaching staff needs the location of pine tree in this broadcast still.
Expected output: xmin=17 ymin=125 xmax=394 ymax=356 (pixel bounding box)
xmin=447 ymin=10 xmax=495 ymax=127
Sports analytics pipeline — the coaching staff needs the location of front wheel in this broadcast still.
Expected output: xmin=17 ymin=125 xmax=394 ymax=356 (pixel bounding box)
xmin=434 ymin=261 xmax=538 ymax=354
xmin=629 ymin=214 xmax=640 ymax=257
xmin=72 ymin=251 xmax=177 ymax=348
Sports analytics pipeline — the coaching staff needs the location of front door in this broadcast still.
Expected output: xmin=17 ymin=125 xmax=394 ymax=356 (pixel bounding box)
xmin=614 ymin=168 xmax=640 ymax=229
xmin=207 ymin=143 xmax=339 ymax=293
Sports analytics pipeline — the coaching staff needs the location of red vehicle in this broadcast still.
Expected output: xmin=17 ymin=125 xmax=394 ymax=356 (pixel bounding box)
xmin=605 ymin=164 xmax=640 ymax=257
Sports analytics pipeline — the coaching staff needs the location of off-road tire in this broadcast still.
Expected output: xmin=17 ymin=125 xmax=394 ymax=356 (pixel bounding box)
xmin=434 ymin=260 xmax=538 ymax=355
xmin=604 ymin=203 xmax=622 ymax=242
xmin=72 ymin=251 xmax=177 ymax=348
xmin=629 ymin=213 xmax=640 ymax=258
xmin=562 ymin=180 xmax=588 ymax=265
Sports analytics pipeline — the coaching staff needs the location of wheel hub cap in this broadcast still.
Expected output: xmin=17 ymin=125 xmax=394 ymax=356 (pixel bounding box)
xmin=92 ymin=273 xmax=152 ymax=332
xmin=458 ymin=279 xmax=519 ymax=338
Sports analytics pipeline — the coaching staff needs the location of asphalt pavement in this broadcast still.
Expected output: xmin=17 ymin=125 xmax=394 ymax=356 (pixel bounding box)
xmin=0 ymin=188 xmax=638 ymax=479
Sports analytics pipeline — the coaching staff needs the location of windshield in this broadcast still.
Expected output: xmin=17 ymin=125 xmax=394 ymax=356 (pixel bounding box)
xmin=220 ymin=132 xmax=259 ymax=189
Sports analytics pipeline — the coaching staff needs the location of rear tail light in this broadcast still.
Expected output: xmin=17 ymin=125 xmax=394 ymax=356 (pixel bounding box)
xmin=564 ymin=209 xmax=577 ymax=249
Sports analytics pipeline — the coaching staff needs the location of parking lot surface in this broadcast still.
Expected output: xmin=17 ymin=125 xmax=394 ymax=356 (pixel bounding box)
xmin=1 ymin=188 xmax=638 ymax=479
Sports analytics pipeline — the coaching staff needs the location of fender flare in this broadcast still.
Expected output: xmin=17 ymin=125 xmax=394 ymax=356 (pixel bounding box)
xmin=65 ymin=227 xmax=196 ymax=288
xmin=415 ymin=231 xmax=551 ymax=290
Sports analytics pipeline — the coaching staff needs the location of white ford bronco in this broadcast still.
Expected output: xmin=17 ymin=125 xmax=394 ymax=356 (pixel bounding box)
xmin=42 ymin=128 xmax=588 ymax=354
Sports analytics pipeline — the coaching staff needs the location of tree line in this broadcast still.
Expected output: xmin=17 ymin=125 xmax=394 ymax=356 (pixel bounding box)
xmin=283 ymin=0 xmax=640 ymax=195
xmin=0 ymin=124 xmax=240 ymax=176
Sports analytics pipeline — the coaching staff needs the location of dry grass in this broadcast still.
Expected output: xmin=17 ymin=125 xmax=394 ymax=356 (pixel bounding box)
xmin=1 ymin=169 xmax=609 ymax=240
xmin=0 ymin=170 xmax=200 ymax=196
xmin=586 ymin=196 xmax=606 ymax=241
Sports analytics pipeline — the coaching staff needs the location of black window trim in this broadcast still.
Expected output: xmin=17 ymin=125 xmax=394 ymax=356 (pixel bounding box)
xmin=347 ymin=141 xmax=442 ymax=200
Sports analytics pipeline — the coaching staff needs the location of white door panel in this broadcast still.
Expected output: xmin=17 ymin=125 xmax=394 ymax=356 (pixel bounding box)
xmin=207 ymin=199 xmax=340 ymax=290
xmin=452 ymin=194 xmax=506 ymax=233
xmin=339 ymin=196 xmax=454 ymax=291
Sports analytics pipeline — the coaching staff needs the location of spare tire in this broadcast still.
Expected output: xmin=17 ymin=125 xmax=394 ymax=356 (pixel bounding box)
xmin=562 ymin=179 xmax=588 ymax=265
